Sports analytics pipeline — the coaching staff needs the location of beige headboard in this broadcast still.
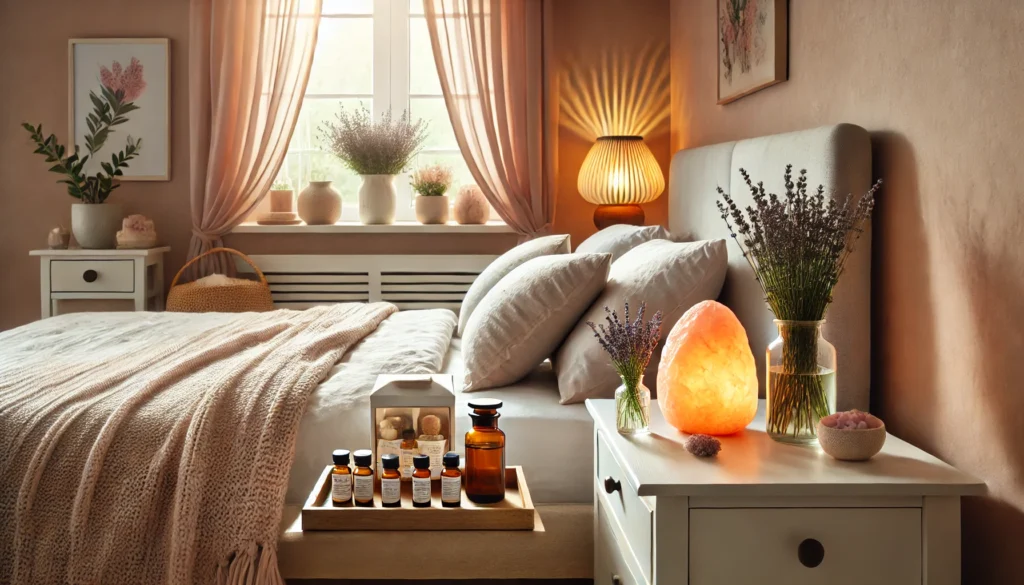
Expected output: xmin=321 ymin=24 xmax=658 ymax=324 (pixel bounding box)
xmin=668 ymin=124 xmax=872 ymax=411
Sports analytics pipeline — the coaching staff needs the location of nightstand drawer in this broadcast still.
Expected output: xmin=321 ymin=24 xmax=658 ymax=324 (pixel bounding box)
xmin=689 ymin=508 xmax=922 ymax=585
xmin=595 ymin=494 xmax=645 ymax=585
xmin=51 ymin=260 xmax=135 ymax=293
xmin=596 ymin=430 xmax=652 ymax=581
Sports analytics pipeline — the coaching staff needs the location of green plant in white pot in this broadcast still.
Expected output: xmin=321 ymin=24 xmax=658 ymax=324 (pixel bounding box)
xmin=319 ymin=106 xmax=426 ymax=225
xmin=23 ymin=83 xmax=142 ymax=249
xmin=411 ymin=164 xmax=454 ymax=224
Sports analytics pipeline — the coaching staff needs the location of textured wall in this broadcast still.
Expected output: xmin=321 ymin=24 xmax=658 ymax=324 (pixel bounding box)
xmin=671 ymin=0 xmax=1024 ymax=581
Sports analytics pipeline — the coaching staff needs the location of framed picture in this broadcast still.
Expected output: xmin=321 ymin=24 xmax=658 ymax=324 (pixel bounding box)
xmin=68 ymin=38 xmax=170 ymax=181
xmin=717 ymin=0 xmax=788 ymax=105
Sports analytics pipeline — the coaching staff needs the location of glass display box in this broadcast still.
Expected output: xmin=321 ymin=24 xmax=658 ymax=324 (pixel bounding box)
xmin=370 ymin=374 xmax=455 ymax=480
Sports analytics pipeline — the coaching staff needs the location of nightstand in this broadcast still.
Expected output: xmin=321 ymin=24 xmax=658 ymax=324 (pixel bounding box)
xmin=30 ymin=247 xmax=170 ymax=317
xmin=586 ymin=399 xmax=985 ymax=585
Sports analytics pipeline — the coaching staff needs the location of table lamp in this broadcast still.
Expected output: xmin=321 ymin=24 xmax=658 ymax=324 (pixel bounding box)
xmin=577 ymin=135 xmax=665 ymax=229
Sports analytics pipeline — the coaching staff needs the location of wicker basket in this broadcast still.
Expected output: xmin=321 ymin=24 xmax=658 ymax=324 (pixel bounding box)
xmin=166 ymin=248 xmax=275 ymax=313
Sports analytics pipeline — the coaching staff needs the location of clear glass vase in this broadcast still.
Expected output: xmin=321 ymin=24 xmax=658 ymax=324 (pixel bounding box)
xmin=766 ymin=320 xmax=837 ymax=444
xmin=615 ymin=378 xmax=651 ymax=435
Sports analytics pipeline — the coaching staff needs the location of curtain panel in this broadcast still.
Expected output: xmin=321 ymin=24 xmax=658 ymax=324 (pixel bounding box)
xmin=423 ymin=0 xmax=558 ymax=239
xmin=188 ymin=0 xmax=320 ymax=276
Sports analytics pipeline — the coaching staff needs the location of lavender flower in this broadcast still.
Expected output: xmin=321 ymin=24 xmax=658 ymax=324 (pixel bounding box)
xmin=319 ymin=105 xmax=427 ymax=176
xmin=587 ymin=301 xmax=663 ymax=388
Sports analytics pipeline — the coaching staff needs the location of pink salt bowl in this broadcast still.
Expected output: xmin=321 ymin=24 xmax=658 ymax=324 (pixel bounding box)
xmin=816 ymin=410 xmax=886 ymax=461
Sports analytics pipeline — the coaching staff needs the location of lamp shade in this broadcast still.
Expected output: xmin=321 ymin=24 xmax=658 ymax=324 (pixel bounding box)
xmin=577 ymin=136 xmax=665 ymax=206
xmin=657 ymin=300 xmax=758 ymax=436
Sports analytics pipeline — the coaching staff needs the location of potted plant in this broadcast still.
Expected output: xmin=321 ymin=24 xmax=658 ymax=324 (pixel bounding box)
xmin=23 ymin=83 xmax=142 ymax=249
xmin=319 ymin=106 xmax=427 ymax=225
xmin=269 ymin=180 xmax=295 ymax=214
xmin=411 ymin=164 xmax=454 ymax=224
xmin=717 ymin=166 xmax=881 ymax=443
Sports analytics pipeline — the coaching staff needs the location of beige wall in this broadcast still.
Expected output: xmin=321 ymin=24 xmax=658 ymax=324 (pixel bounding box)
xmin=671 ymin=0 xmax=1024 ymax=581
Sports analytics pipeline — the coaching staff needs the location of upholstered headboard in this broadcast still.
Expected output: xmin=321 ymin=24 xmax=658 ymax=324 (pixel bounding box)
xmin=668 ymin=124 xmax=872 ymax=411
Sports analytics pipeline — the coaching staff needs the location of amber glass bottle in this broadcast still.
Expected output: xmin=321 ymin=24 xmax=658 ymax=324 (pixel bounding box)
xmin=380 ymin=454 xmax=402 ymax=508
xmin=465 ymin=398 xmax=505 ymax=504
xmin=440 ymin=451 xmax=462 ymax=508
xmin=331 ymin=449 xmax=352 ymax=506
xmin=399 ymin=428 xmax=418 ymax=480
xmin=411 ymin=454 xmax=432 ymax=508
xmin=352 ymin=449 xmax=374 ymax=507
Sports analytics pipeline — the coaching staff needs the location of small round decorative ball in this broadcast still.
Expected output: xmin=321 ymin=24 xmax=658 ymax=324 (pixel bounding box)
xmin=453 ymin=185 xmax=490 ymax=224
xmin=657 ymin=300 xmax=758 ymax=435
xmin=421 ymin=414 xmax=442 ymax=436
xmin=817 ymin=410 xmax=886 ymax=461
xmin=685 ymin=434 xmax=721 ymax=457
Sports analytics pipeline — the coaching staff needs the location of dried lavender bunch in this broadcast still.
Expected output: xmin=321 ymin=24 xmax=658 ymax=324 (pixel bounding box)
xmin=319 ymin=105 xmax=427 ymax=176
xmin=588 ymin=302 xmax=663 ymax=430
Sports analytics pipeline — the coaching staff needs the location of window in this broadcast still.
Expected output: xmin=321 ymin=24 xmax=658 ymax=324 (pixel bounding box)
xmin=275 ymin=0 xmax=477 ymax=222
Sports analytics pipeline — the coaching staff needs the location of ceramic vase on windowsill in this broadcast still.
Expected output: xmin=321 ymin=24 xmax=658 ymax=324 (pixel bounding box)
xmin=415 ymin=195 xmax=450 ymax=224
xmin=71 ymin=203 xmax=123 ymax=249
xmin=298 ymin=181 xmax=342 ymax=225
xmin=358 ymin=175 xmax=397 ymax=224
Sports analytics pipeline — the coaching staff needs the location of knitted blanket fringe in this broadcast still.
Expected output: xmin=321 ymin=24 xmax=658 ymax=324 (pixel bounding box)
xmin=0 ymin=304 xmax=397 ymax=585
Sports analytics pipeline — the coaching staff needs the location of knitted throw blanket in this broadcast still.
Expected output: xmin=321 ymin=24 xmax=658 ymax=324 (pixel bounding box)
xmin=0 ymin=303 xmax=397 ymax=585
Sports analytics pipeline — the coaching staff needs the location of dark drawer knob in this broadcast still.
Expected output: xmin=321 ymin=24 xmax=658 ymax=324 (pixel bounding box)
xmin=603 ymin=476 xmax=621 ymax=494
xmin=82 ymin=269 xmax=98 ymax=283
xmin=798 ymin=538 xmax=825 ymax=568
xmin=611 ymin=575 xmax=622 ymax=585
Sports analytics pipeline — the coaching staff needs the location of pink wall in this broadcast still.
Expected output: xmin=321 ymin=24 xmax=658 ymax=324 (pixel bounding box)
xmin=671 ymin=0 xmax=1024 ymax=581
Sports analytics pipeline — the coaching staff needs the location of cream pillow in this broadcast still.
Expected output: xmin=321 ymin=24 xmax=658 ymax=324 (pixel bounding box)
xmin=553 ymin=239 xmax=728 ymax=404
xmin=462 ymin=253 xmax=612 ymax=392
xmin=457 ymin=234 xmax=571 ymax=337
xmin=575 ymin=224 xmax=671 ymax=261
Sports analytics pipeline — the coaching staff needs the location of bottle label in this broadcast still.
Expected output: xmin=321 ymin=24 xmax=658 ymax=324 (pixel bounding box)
xmin=381 ymin=477 xmax=401 ymax=504
xmin=400 ymin=449 xmax=418 ymax=479
xmin=354 ymin=474 xmax=373 ymax=502
xmin=418 ymin=439 xmax=447 ymax=479
xmin=441 ymin=475 xmax=461 ymax=503
xmin=412 ymin=476 xmax=431 ymax=504
xmin=331 ymin=472 xmax=352 ymax=502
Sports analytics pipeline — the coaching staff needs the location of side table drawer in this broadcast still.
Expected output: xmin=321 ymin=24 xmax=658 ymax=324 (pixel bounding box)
xmin=596 ymin=430 xmax=652 ymax=581
xmin=51 ymin=260 xmax=134 ymax=293
xmin=595 ymin=495 xmax=645 ymax=585
xmin=689 ymin=507 xmax=922 ymax=585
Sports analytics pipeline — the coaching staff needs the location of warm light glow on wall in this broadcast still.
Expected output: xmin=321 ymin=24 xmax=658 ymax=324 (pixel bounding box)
xmin=577 ymin=136 xmax=664 ymax=205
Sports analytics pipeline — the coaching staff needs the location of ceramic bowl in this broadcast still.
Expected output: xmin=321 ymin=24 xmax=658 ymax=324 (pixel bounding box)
xmin=816 ymin=414 xmax=886 ymax=461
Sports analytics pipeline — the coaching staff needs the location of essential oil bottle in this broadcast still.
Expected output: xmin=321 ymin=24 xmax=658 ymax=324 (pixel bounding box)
xmin=330 ymin=449 xmax=352 ymax=506
xmin=353 ymin=449 xmax=374 ymax=507
xmin=411 ymin=454 xmax=432 ymax=508
xmin=441 ymin=451 xmax=462 ymax=508
xmin=400 ymin=428 xmax=419 ymax=480
xmin=381 ymin=453 xmax=402 ymax=508
xmin=465 ymin=398 xmax=505 ymax=504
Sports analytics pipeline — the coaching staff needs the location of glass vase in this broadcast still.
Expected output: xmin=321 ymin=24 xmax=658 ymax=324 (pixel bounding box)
xmin=615 ymin=378 xmax=651 ymax=435
xmin=766 ymin=320 xmax=837 ymax=444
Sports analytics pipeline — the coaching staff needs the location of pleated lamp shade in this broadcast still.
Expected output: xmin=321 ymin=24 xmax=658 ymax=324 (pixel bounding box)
xmin=577 ymin=136 xmax=665 ymax=229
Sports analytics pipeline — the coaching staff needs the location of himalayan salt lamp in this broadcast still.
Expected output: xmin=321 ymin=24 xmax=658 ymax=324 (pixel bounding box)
xmin=657 ymin=300 xmax=758 ymax=435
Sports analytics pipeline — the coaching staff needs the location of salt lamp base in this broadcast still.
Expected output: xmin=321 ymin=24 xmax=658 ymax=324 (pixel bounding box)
xmin=594 ymin=204 xmax=644 ymax=229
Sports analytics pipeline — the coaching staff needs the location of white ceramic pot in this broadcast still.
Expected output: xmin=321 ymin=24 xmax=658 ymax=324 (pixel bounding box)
xmin=71 ymin=203 xmax=122 ymax=249
xmin=358 ymin=175 xmax=397 ymax=225
xmin=453 ymin=185 xmax=490 ymax=224
xmin=297 ymin=181 xmax=342 ymax=225
xmin=415 ymin=195 xmax=450 ymax=224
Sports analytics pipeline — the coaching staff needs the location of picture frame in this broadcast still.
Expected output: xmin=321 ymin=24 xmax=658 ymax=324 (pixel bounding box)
xmin=68 ymin=38 xmax=171 ymax=181
xmin=717 ymin=0 xmax=788 ymax=105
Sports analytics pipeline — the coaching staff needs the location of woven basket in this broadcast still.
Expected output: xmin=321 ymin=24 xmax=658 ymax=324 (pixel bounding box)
xmin=166 ymin=248 xmax=275 ymax=313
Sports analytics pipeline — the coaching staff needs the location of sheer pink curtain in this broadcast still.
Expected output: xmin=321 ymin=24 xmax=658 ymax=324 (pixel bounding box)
xmin=188 ymin=0 xmax=320 ymax=275
xmin=423 ymin=0 xmax=557 ymax=239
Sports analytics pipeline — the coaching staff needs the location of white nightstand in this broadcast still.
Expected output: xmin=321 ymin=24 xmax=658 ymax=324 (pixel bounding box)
xmin=586 ymin=399 xmax=985 ymax=585
xmin=30 ymin=247 xmax=170 ymax=317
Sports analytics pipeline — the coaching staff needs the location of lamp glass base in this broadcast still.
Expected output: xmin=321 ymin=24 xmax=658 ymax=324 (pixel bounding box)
xmin=594 ymin=204 xmax=644 ymax=229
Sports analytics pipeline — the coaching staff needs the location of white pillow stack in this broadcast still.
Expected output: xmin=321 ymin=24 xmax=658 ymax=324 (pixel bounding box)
xmin=574 ymin=224 xmax=672 ymax=261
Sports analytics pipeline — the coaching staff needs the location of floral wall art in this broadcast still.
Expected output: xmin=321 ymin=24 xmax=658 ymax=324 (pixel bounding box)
xmin=69 ymin=39 xmax=170 ymax=180
xmin=717 ymin=0 xmax=787 ymax=104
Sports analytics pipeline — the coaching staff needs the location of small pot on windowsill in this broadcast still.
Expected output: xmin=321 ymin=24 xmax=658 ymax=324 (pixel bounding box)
xmin=415 ymin=195 xmax=450 ymax=224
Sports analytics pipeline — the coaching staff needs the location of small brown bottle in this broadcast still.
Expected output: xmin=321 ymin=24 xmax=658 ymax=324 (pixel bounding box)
xmin=352 ymin=449 xmax=374 ymax=507
xmin=399 ymin=428 xmax=419 ymax=480
xmin=411 ymin=454 xmax=432 ymax=508
xmin=465 ymin=398 xmax=505 ymax=504
xmin=330 ymin=449 xmax=352 ymax=506
xmin=440 ymin=451 xmax=462 ymax=508
xmin=380 ymin=454 xmax=402 ymax=508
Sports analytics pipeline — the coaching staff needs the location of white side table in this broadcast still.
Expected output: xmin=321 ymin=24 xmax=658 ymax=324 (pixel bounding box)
xmin=30 ymin=247 xmax=170 ymax=318
xmin=586 ymin=399 xmax=985 ymax=585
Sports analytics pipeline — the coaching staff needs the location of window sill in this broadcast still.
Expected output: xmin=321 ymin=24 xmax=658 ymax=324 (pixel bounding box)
xmin=231 ymin=221 xmax=514 ymax=235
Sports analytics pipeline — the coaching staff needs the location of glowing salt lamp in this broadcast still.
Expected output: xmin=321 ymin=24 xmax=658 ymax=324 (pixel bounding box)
xmin=657 ymin=300 xmax=758 ymax=435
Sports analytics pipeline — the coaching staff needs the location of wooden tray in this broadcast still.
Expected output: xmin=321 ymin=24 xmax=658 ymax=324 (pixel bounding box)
xmin=302 ymin=465 xmax=535 ymax=531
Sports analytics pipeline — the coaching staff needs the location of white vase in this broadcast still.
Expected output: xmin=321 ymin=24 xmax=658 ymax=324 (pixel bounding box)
xmin=358 ymin=175 xmax=397 ymax=224
xmin=415 ymin=195 xmax=450 ymax=224
xmin=297 ymin=181 xmax=341 ymax=225
xmin=71 ymin=203 xmax=122 ymax=249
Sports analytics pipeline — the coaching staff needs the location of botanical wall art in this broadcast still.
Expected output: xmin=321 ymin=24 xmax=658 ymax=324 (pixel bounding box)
xmin=69 ymin=38 xmax=170 ymax=180
xmin=717 ymin=0 xmax=787 ymax=104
